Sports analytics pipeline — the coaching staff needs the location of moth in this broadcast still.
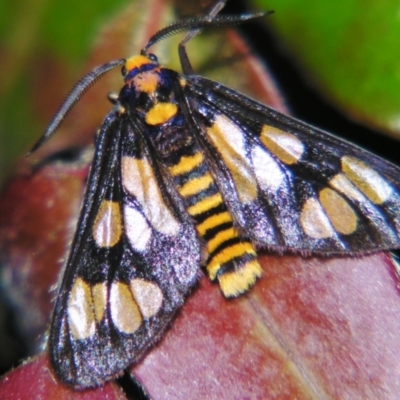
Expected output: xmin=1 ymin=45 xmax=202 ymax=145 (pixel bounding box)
xmin=30 ymin=0 xmax=400 ymax=390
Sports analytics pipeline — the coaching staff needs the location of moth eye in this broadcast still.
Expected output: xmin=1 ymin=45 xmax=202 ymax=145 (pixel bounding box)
xmin=148 ymin=53 xmax=158 ymax=63
xmin=121 ymin=66 xmax=127 ymax=77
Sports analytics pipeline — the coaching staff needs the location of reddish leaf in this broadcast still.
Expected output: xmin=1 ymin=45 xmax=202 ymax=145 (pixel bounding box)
xmin=131 ymin=253 xmax=400 ymax=399
xmin=0 ymin=154 xmax=88 ymax=351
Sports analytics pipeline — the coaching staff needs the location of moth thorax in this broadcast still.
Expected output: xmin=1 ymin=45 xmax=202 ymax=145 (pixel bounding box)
xmin=132 ymin=70 xmax=160 ymax=94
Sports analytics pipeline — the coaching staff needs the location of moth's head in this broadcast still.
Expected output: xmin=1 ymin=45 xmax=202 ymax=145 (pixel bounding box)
xmin=122 ymin=54 xmax=160 ymax=94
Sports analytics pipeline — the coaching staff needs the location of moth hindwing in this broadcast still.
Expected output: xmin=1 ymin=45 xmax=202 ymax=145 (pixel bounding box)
xmin=29 ymin=1 xmax=400 ymax=390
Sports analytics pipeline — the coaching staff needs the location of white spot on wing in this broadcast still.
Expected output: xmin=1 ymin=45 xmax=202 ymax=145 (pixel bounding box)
xmin=130 ymin=279 xmax=163 ymax=318
xmin=124 ymin=204 xmax=152 ymax=251
xmin=122 ymin=156 xmax=180 ymax=236
xmin=207 ymin=114 xmax=257 ymax=203
xmin=261 ymin=125 xmax=304 ymax=165
xmin=251 ymin=145 xmax=284 ymax=192
xmin=110 ymin=282 xmax=142 ymax=334
xmin=300 ymin=197 xmax=335 ymax=239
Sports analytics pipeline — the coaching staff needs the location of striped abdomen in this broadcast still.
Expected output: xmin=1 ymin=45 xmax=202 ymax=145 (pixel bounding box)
xmin=168 ymin=151 xmax=262 ymax=297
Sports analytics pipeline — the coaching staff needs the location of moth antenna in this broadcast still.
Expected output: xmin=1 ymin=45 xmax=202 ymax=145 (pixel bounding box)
xmin=28 ymin=59 xmax=125 ymax=155
xmin=140 ymin=12 xmax=272 ymax=55
xmin=178 ymin=0 xmax=227 ymax=75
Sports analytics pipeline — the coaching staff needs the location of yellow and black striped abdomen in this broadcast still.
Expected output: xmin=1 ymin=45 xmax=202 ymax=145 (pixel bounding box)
xmin=168 ymin=151 xmax=262 ymax=297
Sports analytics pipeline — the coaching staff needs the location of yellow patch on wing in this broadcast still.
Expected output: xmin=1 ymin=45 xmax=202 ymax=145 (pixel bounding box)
xmin=261 ymin=125 xmax=304 ymax=165
xmin=207 ymin=242 xmax=256 ymax=280
xmin=122 ymin=156 xmax=180 ymax=236
xmin=218 ymin=259 xmax=263 ymax=298
xmin=93 ymin=200 xmax=122 ymax=248
xmin=300 ymin=197 xmax=334 ymax=239
xmin=145 ymin=102 xmax=178 ymax=125
xmin=207 ymin=114 xmax=257 ymax=203
xmin=178 ymin=172 xmax=214 ymax=197
xmin=341 ymin=156 xmax=392 ymax=204
xmin=68 ymin=278 xmax=96 ymax=340
xmin=187 ymin=193 xmax=223 ymax=216
xmin=169 ymin=153 xmax=204 ymax=176
xmin=110 ymin=282 xmax=142 ymax=334
xmin=196 ymin=211 xmax=233 ymax=237
xmin=92 ymin=282 xmax=107 ymax=323
xmin=319 ymin=188 xmax=358 ymax=235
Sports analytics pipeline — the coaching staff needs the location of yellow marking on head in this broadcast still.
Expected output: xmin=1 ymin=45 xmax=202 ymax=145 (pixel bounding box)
xmin=169 ymin=153 xmax=204 ymax=176
xmin=207 ymin=115 xmax=257 ymax=203
xmin=218 ymin=259 xmax=263 ymax=297
xmin=187 ymin=193 xmax=223 ymax=216
xmin=300 ymin=197 xmax=334 ymax=239
xmin=207 ymin=242 xmax=256 ymax=280
xmin=196 ymin=211 xmax=233 ymax=237
xmin=130 ymin=279 xmax=163 ymax=318
xmin=68 ymin=278 xmax=95 ymax=339
xmin=125 ymin=55 xmax=151 ymax=71
xmin=122 ymin=156 xmax=180 ymax=236
xmin=133 ymin=71 xmax=160 ymax=93
xmin=179 ymin=77 xmax=187 ymax=87
xmin=92 ymin=283 xmax=107 ymax=323
xmin=110 ymin=282 xmax=142 ymax=334
xmin=93 ymin=200 xmax=122 ymax=247
xmin=178 ymin=172 xmax=214 ymax=197
xmin=341 ymin=156 xmax=392 ymax=204
xmin=319 ymin=188 xmax=358 ymax=235
xmin=207 ymin=227 xmax=239 ymax=254
xmin=261 ymin=125 xmax=304 ymax=165
xmin=145 ymin=102 xmax=178 ymax=125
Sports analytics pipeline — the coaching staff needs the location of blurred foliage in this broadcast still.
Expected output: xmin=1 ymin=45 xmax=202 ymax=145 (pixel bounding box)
xmin=253 ymin=0 xmax=400 ymax=138
xmin=0 ymin=0 xmax=131 ymax=183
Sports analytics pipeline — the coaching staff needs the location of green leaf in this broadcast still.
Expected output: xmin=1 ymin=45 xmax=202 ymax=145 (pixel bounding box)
xmin=0 ymin=0 xmax=131 ymax=183
xmin=253 ymin=0 xmax=400 ymax=137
